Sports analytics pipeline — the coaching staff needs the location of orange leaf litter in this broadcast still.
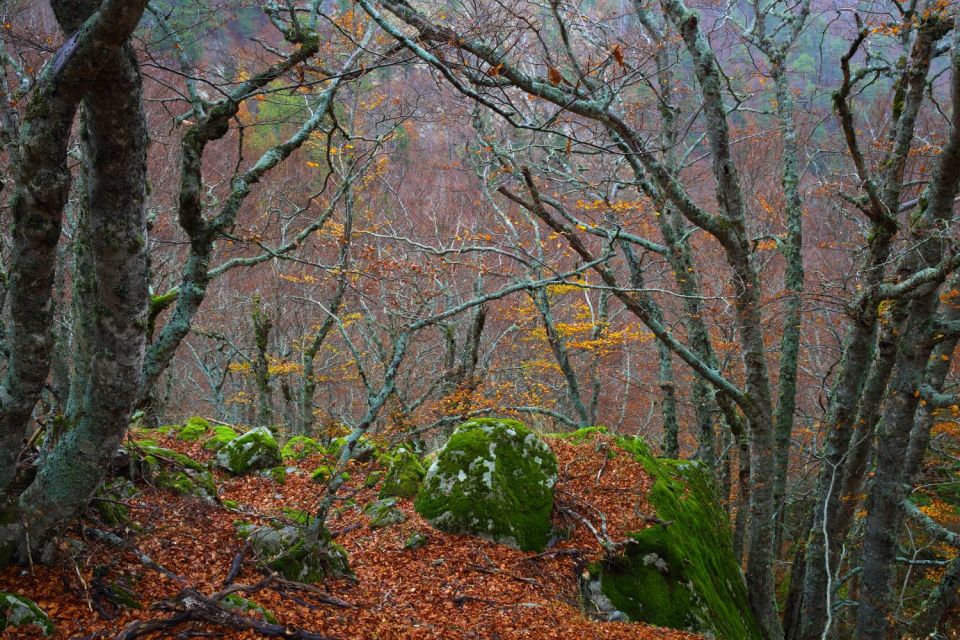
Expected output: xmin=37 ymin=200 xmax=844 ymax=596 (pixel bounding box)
xmin=1 ymin=430 xmax=704 ymax=640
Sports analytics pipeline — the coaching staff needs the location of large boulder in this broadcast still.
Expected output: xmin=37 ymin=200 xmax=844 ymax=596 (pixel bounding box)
xmin=580 ymin=434 xmax=763 ymax=640
xmin=216 ymin=427 xmax=282 ymax=474
xmin=414 ymin=418 xmax=557 ymax=551
xmin=0 ymin=593 xmax=55 ymax=636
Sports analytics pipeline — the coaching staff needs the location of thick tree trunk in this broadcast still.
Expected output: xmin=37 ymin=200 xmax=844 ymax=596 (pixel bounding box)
xmin=0 ymin=0 xmax=148 ymax=507
xmin=7 ymin=26 xmax=148 ymax=559
xmin=855 ymin=19 xmax=960 ymax=634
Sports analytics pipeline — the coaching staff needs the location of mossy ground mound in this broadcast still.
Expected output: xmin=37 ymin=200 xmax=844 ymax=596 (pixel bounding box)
xmin=379 ymin=446 xmax=425 ymax=498
xmin=203 ymin=425 xmax=239 ymax=451
xmin=0 ymin=592 xmax=55 ymax=635
xmin=585 ymin=434 xmax=762 ymax=640
xmin=216 ymin=427 xmax=282 ymax=474
xmin=130 ymin=441 xmax=217 ymax=502
xmin=281 ymin=435 xmax=324 ymax=460
xmin=244 ymin=522 xmax=350 ymax=583
xmin=414 ymin=418 xmax=557 ymax=552
xmin=176 ymin=416 xmax=210 ymax=441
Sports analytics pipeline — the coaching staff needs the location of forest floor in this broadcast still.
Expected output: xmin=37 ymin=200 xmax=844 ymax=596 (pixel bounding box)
xmin=0 ymin=429 xmax=703 ymax=640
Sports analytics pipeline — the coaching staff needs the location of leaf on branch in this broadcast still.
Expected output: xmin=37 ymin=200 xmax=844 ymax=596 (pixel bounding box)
xmin=547 ymin=66 xmax=563 ymax=86
xmin=611 ymin=44 xmax=625 ymax=67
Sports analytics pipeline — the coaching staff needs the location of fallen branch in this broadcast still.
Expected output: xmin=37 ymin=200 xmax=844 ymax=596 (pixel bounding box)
xmin=273 ymin=577 xmax=356 ymax=609
xmin=223 ymin=542 xmax=249 ymax=587
xmin=113 ymin=580 xmax=336 ymax=640
xmin=520 ymin=548 xmax=589 ymax=562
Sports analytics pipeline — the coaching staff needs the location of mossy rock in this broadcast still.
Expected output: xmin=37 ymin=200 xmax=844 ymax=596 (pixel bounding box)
xmin=364 ymin=470 xmax=384 ymax=488
xmin=177 ymin=416 xmax=211 ymax=441
xmin=0 ymin=592 xmax=55 ymax=636
xmin=222 ymin=594 xmax=277 ymax=623
xmin=216 ymin=427 xmax=282 ymax=474
xmin=247 ymin=522 xmax=350 ymax=583
xmin=131 ymin=425 xmax=176 ymax=440
xmin=584 ymin=435 xmax=762 ymax=640
xmin=156 ymin=468 xmax=217 ymax=502
xmin=281 ymin=435 xmax=324 ymax=460
xmin=363 ymin=497 xmax=406 ymax=529
xmin=263 ymin=466 xmax=287 ymax=484
xmin=379 ymin=447 xmax=425 ymax=499
xmin=204 ymin=425 xmax=239 ymax=451
xmin=329 ymin=434 xmax=381 ymax=462
xmin=548 ymin=425 xmax=610 ymax=443
xmin=132 ymin=441 xmax=206 ymax=472
xmin=404 ymin=531 xmax=428 ymax=550
xmin=414 ymin=418 xmax=557 ymax=551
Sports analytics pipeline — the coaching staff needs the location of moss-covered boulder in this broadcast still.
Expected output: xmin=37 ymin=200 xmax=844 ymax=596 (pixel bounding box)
xmin=364 ymin=497 xmax=406 ymax=529
xmin=216 ymin=426 xmax=282 ymax=474
xmin=582 ymin=435 xmax=762 ymax=640
xmin=414 ymin=418 xmax=557 ymax=551
xmin=329 ymin=434 xmax=381 ymax=462
xmin=281 ymin=435 xmax=324 ymax=460
xmin=203 ymin=425 xmax=239 ymax=451
xmin=245 ymin=523 xmax=350 ymax=583
xmin=177 ymin=416 xmax=210 ymax=441
xmin=379 ymin=446 xmax=425 ymax=499
xmin=0 ymin=593 xmax=55 ymax=636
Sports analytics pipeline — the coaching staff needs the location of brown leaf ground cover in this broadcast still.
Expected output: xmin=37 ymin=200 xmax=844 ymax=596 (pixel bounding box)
xmin=0 ymin=430 xmax=703 ymax=640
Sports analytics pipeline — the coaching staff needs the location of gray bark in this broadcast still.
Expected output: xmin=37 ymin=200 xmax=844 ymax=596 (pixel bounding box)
xmin=0 ymin=0 xmax=148 ymax=507
xmin=2 ymin=0 xmax=148 ymax=560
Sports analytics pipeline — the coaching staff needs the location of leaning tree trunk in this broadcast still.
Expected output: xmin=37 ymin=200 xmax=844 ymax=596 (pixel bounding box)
xmin=1 ymin=0 xmax=149 ymax=562
xmin=0 ymin=0 xmax=148 ymax=510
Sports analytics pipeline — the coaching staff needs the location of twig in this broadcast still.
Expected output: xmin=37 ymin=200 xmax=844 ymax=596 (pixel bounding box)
xmin=520 ymin=548 xmax=589 ymax=562
xmin=223 ymin=542 xmax=249 ymax=587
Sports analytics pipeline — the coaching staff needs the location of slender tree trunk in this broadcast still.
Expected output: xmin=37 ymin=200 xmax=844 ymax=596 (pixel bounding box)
xmin=252 ymin=297 xmax=273 ymax=429
xmin=770 ymin=62 xmax=805 ymax=542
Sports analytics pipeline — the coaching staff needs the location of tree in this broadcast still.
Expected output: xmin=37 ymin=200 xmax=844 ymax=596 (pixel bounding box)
xmin=0 ymin=0 xmax=149 ymax=561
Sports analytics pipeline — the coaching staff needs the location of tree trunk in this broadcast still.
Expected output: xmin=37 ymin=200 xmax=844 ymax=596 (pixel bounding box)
xmin=7 ymin=17 xmax=148 ymax=559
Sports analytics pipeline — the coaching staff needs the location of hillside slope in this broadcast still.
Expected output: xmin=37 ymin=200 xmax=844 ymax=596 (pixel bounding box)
xmin=0 ymin=427 xmax=718 ymax=639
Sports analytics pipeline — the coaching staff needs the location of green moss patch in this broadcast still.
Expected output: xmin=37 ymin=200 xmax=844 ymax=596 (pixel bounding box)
xmin=222 ymin=594 xmax=277 ymax=623
xmin=310 ymin=465 xmax=332 ymax=484
xmin=177 ymin=416 xmax=211 ymax=441
xmin=586 ymin=436 xmax=762 ymax=639
xmin=0 ymin=592 xmax=55 ymax=636
xmin=414 ymin=418 xmax=557 ymax=551
xmin=379 ymin=447 xmax=425 ymax=499
xmin=216 ymin=427 xmax=282 ymax=474
xmin=281 ymin=435 xmax=324 ymax=460
xmin=364 ymin=497 xmax=406 ymax=529
xmin=129 ymin=442 xmax=217 ymax=502
xmin=204 ymin=425 xmax=240 ymax=451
